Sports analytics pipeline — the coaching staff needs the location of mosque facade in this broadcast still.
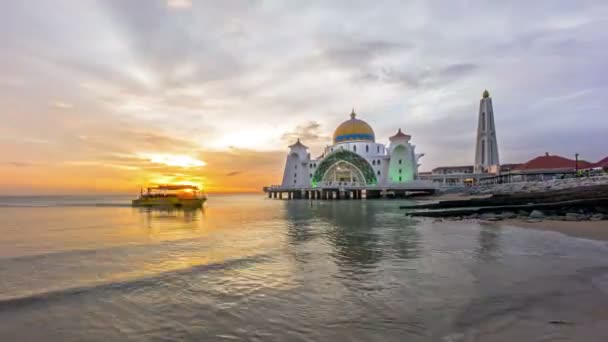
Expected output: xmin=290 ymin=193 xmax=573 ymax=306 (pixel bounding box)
xmin=277 ymin=110 xmax=427 ymax=194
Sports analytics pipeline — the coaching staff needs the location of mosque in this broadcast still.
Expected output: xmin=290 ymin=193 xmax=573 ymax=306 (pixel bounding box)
xmin=266 ymin=110 xmax=434 ymax=199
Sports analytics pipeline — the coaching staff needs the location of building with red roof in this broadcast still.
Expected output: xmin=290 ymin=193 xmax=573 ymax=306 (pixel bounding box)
xmin=512 ymin=152 xmax=592 ymax=172
xmin=592 ymin=156 xmax=608 ymax=169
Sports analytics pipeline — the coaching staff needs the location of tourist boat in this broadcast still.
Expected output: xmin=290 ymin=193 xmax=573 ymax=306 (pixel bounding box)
xmin=132 ymin=185 xmax=207 ymax=208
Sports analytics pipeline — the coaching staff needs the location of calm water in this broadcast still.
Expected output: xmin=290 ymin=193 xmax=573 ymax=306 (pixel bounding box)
xmin=1 ymin=195 xmax=608 ymax=341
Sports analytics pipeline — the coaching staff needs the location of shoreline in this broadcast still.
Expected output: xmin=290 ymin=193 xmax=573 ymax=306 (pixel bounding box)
xmin=499 ymin=219 xmax=608 ymax=242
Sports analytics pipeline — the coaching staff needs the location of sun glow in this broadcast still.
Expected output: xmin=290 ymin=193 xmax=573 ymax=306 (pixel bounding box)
xmin=141 ymin=154 xmax=206 ymax=168
xmin=148 ymin=175 xmax=204 ymax=190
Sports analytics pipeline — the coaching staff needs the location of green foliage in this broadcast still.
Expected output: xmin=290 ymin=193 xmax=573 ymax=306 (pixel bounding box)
xmin=312 ymin=149 xmax=377 ymax=187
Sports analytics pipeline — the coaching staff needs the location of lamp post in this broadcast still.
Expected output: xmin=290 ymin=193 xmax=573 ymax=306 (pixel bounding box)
xmin=575 ymin=153 xmax=579 ymax=176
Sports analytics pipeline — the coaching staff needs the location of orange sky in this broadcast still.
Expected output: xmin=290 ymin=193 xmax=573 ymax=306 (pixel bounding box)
xmin=0 ymin=126 xmax=287 ymax=194
xmin=2 ymin=1 xmax=607 ymax=195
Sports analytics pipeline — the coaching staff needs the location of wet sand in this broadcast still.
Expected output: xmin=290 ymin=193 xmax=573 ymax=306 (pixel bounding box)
xmin=501 ymin=219 xmax=608 ymax=242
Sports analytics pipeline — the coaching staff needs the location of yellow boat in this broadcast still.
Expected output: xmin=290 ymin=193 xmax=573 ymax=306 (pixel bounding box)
xmin=132 ymin=185 xmax=206 ymax=208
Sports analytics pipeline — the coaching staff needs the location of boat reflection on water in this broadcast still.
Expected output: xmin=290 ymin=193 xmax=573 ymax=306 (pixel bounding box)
xmin=135 ymin=206 xmax=206 ymax=234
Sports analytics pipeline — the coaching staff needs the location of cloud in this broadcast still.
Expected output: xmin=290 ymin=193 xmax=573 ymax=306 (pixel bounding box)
xmin=51 ymin=101 xmax=73 ymax=109
xmin=1 ymin=0 xmax=608 ymax=193
xmin=225 ymin=171 xmax=243 ymax=176
xmin=281 ymin=121 xmax=330 ymax=145
xmin=166 ymin=0 xmax=192 ymax=10
xmin=3 ymin=161 xmax=36 ymax=167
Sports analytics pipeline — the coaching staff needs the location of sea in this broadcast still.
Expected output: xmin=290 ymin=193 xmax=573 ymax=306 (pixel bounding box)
xmin=1 ymin=194 xmax=608 ymax=341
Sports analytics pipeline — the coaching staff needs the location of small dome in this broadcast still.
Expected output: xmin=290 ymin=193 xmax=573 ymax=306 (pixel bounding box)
xmin=389 ymin=128 xmax=411 ymax=141
xmin=333 ymin=109 xmax=375 ymax=143
xmin=483 ymin=89 xmax=490 ymax=98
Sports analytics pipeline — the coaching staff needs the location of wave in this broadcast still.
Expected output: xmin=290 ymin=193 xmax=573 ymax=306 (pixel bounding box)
xmin=0 ymin=254 xmax=268 ymax=312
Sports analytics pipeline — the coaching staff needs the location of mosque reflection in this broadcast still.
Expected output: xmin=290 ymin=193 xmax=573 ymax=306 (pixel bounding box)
xmin=284 ymin=200 xmax=421 ymax=269
xmin=474 ymin=224 xmax=503 ymax=261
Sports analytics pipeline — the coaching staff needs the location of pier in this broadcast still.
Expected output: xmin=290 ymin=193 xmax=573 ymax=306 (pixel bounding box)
xmin=263 ymin=182 xmax=437 ymax=200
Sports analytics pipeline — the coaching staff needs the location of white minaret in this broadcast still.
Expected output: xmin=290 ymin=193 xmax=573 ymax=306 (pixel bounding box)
xmin=474 ymin=89 xmax=500 ymax=173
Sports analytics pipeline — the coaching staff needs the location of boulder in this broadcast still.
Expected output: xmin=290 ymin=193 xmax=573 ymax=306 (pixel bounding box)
xmin=480 ymin=213 xmax=502 ymax=221
xmin=501 ymin=212 xmax=517 ymax=219
xmin=529 ymin=210 xmax=544 ymax=219
xmin=565 ymin=213 xmax=581 ymax=221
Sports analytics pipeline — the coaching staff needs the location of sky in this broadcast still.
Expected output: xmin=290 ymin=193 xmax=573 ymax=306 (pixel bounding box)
xmin=1 ymin=0 xmax=607 ymax=194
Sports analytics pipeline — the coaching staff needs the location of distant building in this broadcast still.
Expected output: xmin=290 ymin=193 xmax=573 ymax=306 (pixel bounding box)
xmin=424 ymin=90 xmax=503 ymax=186
xmin=432 ymin=165 xmax=474 ymax=175
xmin=592 ymin=156 xmax=608 ymax=170
xmin=474 ymin=90 xmax=500 ymax=173
xmin=479 ymin=153 xmax=595 ymax=184
xmin=419 ymin=165 xmax=475 ymax=185
xmin=512 ymin=153 xmax=592 ymax=173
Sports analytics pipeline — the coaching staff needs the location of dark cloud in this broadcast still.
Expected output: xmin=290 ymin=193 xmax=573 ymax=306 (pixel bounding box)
xmin=225 ymin=171 xmax=243 ymax=176
xmin=321 ymin=40 xmax=412 ymax=68
xmin=3 ymin=161 xmax=36 ymax=167
xmin=281 ymin=121 xmax=330 ymax=144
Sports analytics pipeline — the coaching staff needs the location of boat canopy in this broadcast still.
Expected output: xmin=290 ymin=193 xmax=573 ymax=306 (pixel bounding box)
xmin=148 ymin=185 xmax=199 ymax=191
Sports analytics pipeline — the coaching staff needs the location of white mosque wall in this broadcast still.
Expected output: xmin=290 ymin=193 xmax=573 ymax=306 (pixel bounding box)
xmin=325 ymin=142 xmax=386 ymax=158
xmin=388 ymin=144 xmax=416 ymax=183
xmin=281 ymin=147 xmax=312 ymax=188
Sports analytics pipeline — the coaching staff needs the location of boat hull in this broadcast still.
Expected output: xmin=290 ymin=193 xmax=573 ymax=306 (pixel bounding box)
xmin=131 ymin=197 xmax=205 ymax=208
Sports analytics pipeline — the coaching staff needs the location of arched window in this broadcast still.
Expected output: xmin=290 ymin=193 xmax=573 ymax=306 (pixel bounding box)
xmin=294 ymin=173 xmax=297 ymax=178
xmin=377 ymin=170 xmax=381 ymax=176
xmin=377 ymin=160 xmax=381 ymax=165
xmin=399 ymin=169 xmax=402 ymax=174
xmin=366 ymin=145 xmax=369 ymax=153
xmin=294 ymin=164 xmax=297 ymax=169
xmin=353 ymin=145 xmax=357 ymax=152
xmin=309 ymin=173 xmax=312 ymax=178
xmin=481 ymin=112 xmax=486 ymax=131
xmin=399 ymin=176 xmax=402 ymax=182
xmin=399 ymin=159 xmax=402 ymax=165
xmin=481 ymin=140 xmax=486 ymax=164
xmin=372 ymin=160 xmax=375 ymax=165
xmin=377 ymin=146 xmax=380 ymax=153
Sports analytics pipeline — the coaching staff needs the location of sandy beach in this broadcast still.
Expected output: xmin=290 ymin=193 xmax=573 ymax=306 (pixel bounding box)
xmin=500 ymin=219 xmax=608 ymax=241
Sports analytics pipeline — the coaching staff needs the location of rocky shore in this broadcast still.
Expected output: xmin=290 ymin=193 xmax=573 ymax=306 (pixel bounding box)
xmin=466 ymin=175 xmax=608 ymax=195
xmin=402 ymin=180 xmax=608 ymax=225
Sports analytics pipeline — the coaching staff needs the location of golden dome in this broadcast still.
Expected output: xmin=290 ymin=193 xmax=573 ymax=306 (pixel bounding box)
xmin=483 ymin=89 xmax=490 ymax=98
xmin=333 ymin=109 xmax=375 ymax=143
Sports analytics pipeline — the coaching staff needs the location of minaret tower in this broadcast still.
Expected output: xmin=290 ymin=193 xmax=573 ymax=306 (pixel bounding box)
xmin=474 ymin=89 xmax=500 ymax=173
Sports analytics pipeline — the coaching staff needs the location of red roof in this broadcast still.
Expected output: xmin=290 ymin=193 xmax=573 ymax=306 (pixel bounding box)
xmin=288 ymin=139 xmax=308 ymax=149
xmin=514 ymin=153 xmax=592 ymax=171
xmin=593 ymin=156 xmax=608 ymax=168
xmin=389 ymin=128 xmax=411 ymax=141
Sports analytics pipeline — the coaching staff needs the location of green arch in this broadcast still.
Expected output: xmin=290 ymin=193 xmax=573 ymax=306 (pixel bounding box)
xmin=312 ymin=149 xmax=377 ymax=187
